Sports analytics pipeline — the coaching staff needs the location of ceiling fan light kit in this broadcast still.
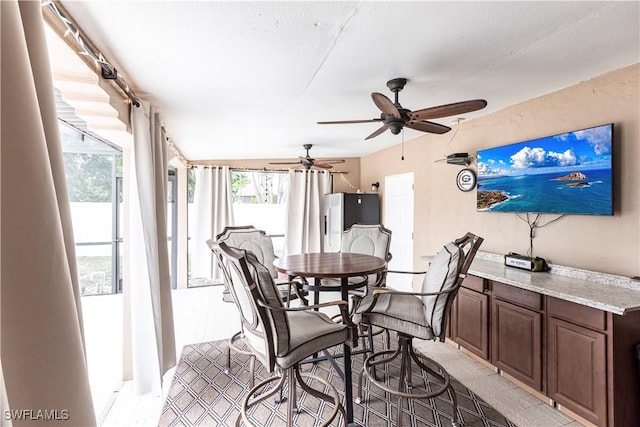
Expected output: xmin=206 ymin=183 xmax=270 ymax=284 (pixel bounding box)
xmin=318 ymin=78 xmax=487 ymax=140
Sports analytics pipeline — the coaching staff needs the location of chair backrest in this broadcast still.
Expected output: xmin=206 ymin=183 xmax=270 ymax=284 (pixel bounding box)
xmin=340 ymin=224 xmax=392 ymax=261
xmin=421 ymin=232 xmax=483 ymax=339
xmin=340 ymin=224 xmax=392 ymax=287
xmin=215 ymin=225 xmax=278 ymax=279
xmin=214 ymin=242 xmax=291 ymax=373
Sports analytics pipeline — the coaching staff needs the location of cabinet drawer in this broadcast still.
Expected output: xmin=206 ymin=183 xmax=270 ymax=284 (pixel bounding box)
xmin=548 ymin=297 xmax=606 ymax=331
xmin=462 ymin=275 xmax=486 ymax=293
xmin=492 ymin=281 xmax=543 ymax=311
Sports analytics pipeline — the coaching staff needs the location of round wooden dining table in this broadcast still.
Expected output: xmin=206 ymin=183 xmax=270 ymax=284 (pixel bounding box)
xmin=273 ymin=252 xmax=387 ymax=427
xmin=273 ymin=252 xmax=386 ymax=283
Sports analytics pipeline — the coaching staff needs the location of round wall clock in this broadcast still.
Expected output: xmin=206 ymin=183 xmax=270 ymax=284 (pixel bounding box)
xmin=456 ymin=168 xmax=477 ymax=192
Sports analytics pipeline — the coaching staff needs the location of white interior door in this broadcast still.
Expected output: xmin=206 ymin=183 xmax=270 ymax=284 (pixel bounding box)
xmin=384 ymin=172 xmax=414 ymax=292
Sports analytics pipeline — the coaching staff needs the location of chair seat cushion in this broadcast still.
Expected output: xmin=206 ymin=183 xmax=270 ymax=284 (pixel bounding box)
xmin=276 ymin=310 xmax=348 ymax=369
xmin=355 ymin=293 xmax=435 ymax=340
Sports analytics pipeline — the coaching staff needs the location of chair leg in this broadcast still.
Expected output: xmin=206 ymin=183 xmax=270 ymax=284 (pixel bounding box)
xmin=356 ymin=346 xmax=402 ymax=403
xmin=286 ymin=367 xmax=296 ymax=427
xmin=365 ymin=323 xmax=379 ymax=380
xmin=405 ymin=339 xmax=413 ymax=390
xmin=359 ymin=333 xmax=460 ymax=427
xmin=227 ymin=331 xmax=256 ymax=388
xmin=449 ymin=382 xmax=461 ymax=427
xmin=239 ymin=366 xmax=344 ymax=427
xmin=408 ymin=340 xmax=460 ymax=427
xmin=238 ymin=374 xmax=287 ymax=426
xmin=248 ymin=355 xmax=255 ymax=389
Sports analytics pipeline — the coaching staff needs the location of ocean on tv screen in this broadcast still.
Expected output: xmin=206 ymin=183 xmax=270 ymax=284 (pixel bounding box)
xmin=476 ymin=124 xmax=612 ymax=215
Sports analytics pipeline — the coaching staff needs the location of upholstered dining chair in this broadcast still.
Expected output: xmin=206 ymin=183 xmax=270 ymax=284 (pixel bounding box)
xmin=331 ymin=223 xmax=392 ymax=292
xmin=320 ymin=224 xmax=392 ymax=352
xmin=209 ymin=225 xmax=306 ymax=386
xmin=217 ymin=242 xmax=355 ymax=427
xmin=354 ymin=232 xmax=483 ymax=427
xmin=215 ymin=225 xmax=298 ymax=290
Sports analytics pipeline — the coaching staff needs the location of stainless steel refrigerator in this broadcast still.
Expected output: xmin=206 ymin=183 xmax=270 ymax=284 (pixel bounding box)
xmin=323 ymin=192 xmax=380 ymax=252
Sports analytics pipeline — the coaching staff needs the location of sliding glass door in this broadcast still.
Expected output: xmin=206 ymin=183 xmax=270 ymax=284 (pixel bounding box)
xmin=59 ymin=120 xmax=122 ymax=295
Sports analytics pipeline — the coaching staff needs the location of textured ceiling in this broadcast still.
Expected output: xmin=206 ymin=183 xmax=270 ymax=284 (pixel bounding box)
xmin=59 ymin=1 xmax=639 ymax=161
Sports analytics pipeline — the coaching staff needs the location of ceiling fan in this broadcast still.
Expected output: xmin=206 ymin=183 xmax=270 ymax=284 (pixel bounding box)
xmin=269 ymin=144 xmax=346 ymax=170
xmin=318 ymin=78 xmax=487 ymax=140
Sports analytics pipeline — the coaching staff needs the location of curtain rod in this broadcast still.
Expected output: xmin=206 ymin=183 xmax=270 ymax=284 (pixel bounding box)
xmin=188 ymin=164 xmax=347 ymax=174
xmin=44 ymin=1 xmax=141 ymax=108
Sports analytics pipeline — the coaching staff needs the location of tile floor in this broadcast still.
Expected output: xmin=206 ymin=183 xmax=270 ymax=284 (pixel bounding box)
xmin=81 ymin=285 xmax=586 ymax=427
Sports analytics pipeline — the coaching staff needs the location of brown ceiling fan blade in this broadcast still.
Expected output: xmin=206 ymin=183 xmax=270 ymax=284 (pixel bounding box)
xmin=409 ymin=99 xmax=488 ymax=121
xmin=268 ymin=161 xmax=302 ymax=165
xmin=371 ymin=92 xmax=400 ymax=119
xmin=317 ymin=119 xmax=382 ymax=124
xmin=315 ymin=159 xmax=346 ymax=164
xmin=365 ymin=124 xmax=389 ymax=140
xmin=406 ymin=121 xmax=451 ymax=134
xmin=312 ymin=163 xmax=333 ymax=169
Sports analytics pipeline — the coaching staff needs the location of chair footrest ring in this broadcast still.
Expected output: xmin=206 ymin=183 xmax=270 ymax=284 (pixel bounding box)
xmin=228 ymin=331 xmax=253 ymax=356
xmin=361 ymin=348 xmax=451 ymax=399
xmin=356 ymin=336 xmax=460 ymax=427
xmin=238 ymin=368 xmax=346 ymax=427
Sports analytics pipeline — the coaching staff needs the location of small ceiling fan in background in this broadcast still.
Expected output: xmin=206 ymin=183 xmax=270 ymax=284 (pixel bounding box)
xmin=269 ymin=144 xmax=346 ymax=170
xmin=317 ymin=78 xmax=487 ymax=140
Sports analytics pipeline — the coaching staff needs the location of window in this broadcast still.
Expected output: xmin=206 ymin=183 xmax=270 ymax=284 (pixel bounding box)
xmin=59 ymin=120 xmax=123 ymax=295
xmin=187 ymin=170 xmax=289 ymax=286
xmin=232 ymin=171 xmax=288 ymax=256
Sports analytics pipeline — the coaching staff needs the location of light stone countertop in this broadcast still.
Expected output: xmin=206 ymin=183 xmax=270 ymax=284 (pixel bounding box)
xmin=465 ymin=252 xmax=640 ymax=316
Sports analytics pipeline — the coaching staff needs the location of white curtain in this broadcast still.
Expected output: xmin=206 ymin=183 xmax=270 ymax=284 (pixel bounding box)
xmin=191 ymin=166 xmax=235 ymax=280
xmin=129 ymin=104 xmax=176 ymax=394
xmin=284 ymin=170 xmax=331 ymax=255
xmin=1 ymin=1 xmax=96 ymax=424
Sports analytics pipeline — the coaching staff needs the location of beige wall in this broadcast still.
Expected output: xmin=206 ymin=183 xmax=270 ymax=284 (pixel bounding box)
xmin=361 ymin=63 xmax=639 ymax=277
xmin=191 ymin=157 xmax=361 ymax=193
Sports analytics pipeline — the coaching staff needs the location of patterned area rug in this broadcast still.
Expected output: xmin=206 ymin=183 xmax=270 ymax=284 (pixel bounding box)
xmin=159 ymin=339 xmax=517 ymax=426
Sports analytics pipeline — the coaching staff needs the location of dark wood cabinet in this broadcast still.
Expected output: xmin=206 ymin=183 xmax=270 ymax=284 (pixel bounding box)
xmin=454 ymin=286 xmax=490 ymax=360
xmin=492 ymin=297 xmax=543 ymax=391
xmin=548 ymin=315 xmax=606 ymax=425
xmin=452 ymin=275 xmax=640 ymax=426
xmin=547 ymin=297 xmax=640 ymax=427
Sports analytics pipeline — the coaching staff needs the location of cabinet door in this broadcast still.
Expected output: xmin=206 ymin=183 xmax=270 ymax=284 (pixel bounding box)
xmin=454 ymin=287 xmax=490 ymax=360
xmin=492 ymin=298 xmax=543 ymax=391
xmin=548 ymin=316 xmax=606 ymax=426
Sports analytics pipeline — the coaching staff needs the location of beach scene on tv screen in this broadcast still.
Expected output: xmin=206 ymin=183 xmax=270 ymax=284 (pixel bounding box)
xmin=476 ymin=124 xmax=612 ymax=215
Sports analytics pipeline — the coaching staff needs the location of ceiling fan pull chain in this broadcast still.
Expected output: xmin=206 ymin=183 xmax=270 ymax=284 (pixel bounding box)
xmin=401 ymin=128 xmax=405 ymax=161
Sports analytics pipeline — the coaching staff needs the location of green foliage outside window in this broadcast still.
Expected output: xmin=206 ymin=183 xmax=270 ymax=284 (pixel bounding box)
xmin=232 ymin=172 xmax=250 ymax=202
xmin=63 ymin=152 xmax=115 ymax=202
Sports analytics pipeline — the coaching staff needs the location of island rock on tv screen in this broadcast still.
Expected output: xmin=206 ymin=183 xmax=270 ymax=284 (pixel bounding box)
xmin=476 ymin=123 xmax=613 ymax=215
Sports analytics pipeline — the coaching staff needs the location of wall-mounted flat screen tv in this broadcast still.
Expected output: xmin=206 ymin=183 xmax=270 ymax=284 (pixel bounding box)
xmin=476 ymin=123 xmax=613 ymax=215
